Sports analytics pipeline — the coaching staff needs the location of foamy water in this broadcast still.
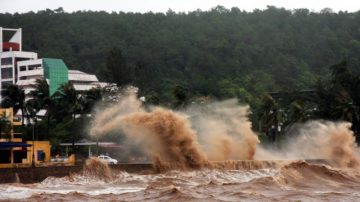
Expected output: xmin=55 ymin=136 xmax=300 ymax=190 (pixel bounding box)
xmin=0 ymin=184 xmax=144 ymax=200
xmin=3 ymin=92 xmax=357 ymax=201
xmin=1 ymin=162 xmax=360 ymax=201
xmin=0 ymin=169 xmax=276 ymax=201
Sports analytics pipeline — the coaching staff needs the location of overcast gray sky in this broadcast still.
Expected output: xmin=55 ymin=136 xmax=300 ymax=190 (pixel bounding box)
xmin=1 ymin=0 xmax=360 ymax=13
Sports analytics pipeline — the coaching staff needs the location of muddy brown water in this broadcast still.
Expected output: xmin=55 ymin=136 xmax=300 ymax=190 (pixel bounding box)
xmin=71 ymin=94 xmax=360 ymax=201
xmin=1 ymin=160 xmax=360 ymax=202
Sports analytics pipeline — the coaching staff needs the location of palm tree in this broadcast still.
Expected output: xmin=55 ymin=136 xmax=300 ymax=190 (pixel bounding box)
xmin=83 ymin=88 xmax=102 ymax=114
xmin=51 ymin=83 xmax=79 ymax=119
xmin=25 ymin=98 xmax=42 ymax=140
xmin=258 ymin=95 xmax=285 ymax=142
xmin=1 ymin=84 xmax=26 ymax=125
xmin=29 ymin=79 xmax=50 ymax=107
xmin=286 ymin=99 xmax=316 ymax=124
xmin=315 ymin=60 xmax=360 ymax=141
xmin=29 ymin=79 xmax=51 ymax=136
xmin=53 ymin=83 xmax=83 ymax=150
xmin=332 ymin=100 xmax=359 ymax=123
xmin=351 ymin=76 xmax=360 ymax=136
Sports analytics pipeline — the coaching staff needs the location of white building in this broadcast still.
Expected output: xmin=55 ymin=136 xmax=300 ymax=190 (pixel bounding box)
xmin=68 ymin=70 xmax=102 ymax=91
xmin=16 ymin=59 xmax=104 ymax=100
xmin=0 ymin=27 xmax=38 ymax=99
xmin=0 ymin=27 xmax=106 ymax=101
xmin=17 ymin=59 xmax=43 ymax=96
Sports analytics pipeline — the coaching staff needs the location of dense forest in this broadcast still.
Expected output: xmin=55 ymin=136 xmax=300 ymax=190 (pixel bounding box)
xmin=1 ymin=6 xmax=360 ymax=146
xmin=1 ymin=6 xmax=360 ymax=102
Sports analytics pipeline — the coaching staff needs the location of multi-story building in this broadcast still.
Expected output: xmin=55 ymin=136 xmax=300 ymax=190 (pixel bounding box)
xmin=17 ymin=58 xmax=104 ymax=99
xmin=17 ymin=58 xmax=69 ymax=97
xmin=1 ymin=27 xmax=106 ymax=101
xmin=16 ymin=59 xmax=44 ymax=96
xmin=0 ymin=27 xmax=38 ymax=99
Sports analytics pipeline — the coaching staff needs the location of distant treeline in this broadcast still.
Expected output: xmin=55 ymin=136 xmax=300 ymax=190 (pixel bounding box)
xmin=1 ymin=6 xmax=360 ymax=103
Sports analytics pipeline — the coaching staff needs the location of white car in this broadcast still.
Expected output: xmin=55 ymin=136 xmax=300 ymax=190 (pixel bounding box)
xmin=97 ymin=155 xmax=118 ymax=165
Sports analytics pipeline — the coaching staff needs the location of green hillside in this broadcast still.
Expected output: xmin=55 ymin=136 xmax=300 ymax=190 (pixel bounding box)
xmin=1 ymin=6 xmax=360 ymax=102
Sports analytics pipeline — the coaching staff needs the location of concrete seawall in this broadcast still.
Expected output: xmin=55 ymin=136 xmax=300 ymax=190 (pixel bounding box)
xmin=0 ymin=163 xmax=154 ymax=184
xmin=0 ymin=166 xmax=83 ymax=184
xmin=0 ymin=160 xmax=328 ymax=184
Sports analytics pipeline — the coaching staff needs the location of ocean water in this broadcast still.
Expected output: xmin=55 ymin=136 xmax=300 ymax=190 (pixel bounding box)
xmin=1 ymin=161 xmax=360 ymax=202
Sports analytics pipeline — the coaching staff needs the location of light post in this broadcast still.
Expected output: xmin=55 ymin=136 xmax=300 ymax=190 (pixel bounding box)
xmin=31 ymin=121 xmax=35 ymax=167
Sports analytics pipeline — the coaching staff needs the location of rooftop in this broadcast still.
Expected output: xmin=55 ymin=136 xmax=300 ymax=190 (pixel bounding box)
xmin=68 ymin=70 xmax=98 ymax=82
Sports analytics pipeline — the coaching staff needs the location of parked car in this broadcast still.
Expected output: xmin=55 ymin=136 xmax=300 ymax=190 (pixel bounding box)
xmin=97 ymin=155 xmax=118 ymax=165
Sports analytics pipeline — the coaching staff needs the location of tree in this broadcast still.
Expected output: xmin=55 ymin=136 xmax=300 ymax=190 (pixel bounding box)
xmin=258 ymin=95 xmax=285 ymax=142
xmin=330 ymin=60 xmax=352 ymax=91
xmin=29 ymin=79 xmax=50 ymax=107
xmin=2 ymin=7 xmax=360 ymax=104
xmin=3 ymin=8 xmax=360 ymax=144
xmin=83 ymin=87 xmax=102 ymax=114
xmin=286 ymin=100 xmax=311 ymax=124
xmin=105 ymin=47 xmax=133 ymax=86
xmin=327 ymin=61 xmax=360 ymax=135
xmin=332 ymin=100 xmax=359 ymax=123
xmin=145 ymin=91 xmax=160 ymax=105
xmin=172 ymin=85 xmax=189 ymax=109
xmin=25 ymin=98 xmax=42 ymax=140
xmin=52 ymin=83 xmax=82 ymax=150
xmin=1 ymin=84 xmax=26 ymax=125
xmin=29 ymin=79 xmax=51 ymax=135
xmin=52 ymin=83 xmax=79 ymax=118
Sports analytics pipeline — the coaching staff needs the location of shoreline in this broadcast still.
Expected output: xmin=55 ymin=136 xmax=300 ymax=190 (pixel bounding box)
xmin=0 ymin=159 xmax=328 ymax=184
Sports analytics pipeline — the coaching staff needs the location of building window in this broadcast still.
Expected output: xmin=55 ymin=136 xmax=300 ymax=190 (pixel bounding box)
xmin=19 ymin=66 xmax=26 ymax=71
xmin=28 ymin=64 xmax=41 ymax=70
xmin=15 ymin=57 xmax=32 ymax=62
xmin=1 ymin=81 xmax=13 ymax=88
xmin=1 ymin=68 xmax=13 ymax=79
xmin=1 ymin=58 xmax=12 ymax=65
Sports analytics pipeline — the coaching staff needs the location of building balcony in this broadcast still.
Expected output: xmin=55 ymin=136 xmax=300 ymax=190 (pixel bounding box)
xmin=16 ymin=79 xmax=37 ymax=86
xmin=18 ymin=69 xmax=44 ymax=77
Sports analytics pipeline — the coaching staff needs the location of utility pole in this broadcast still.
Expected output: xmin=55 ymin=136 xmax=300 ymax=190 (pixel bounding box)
xmin=32 ymin=122 xmax=35 ymax=167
